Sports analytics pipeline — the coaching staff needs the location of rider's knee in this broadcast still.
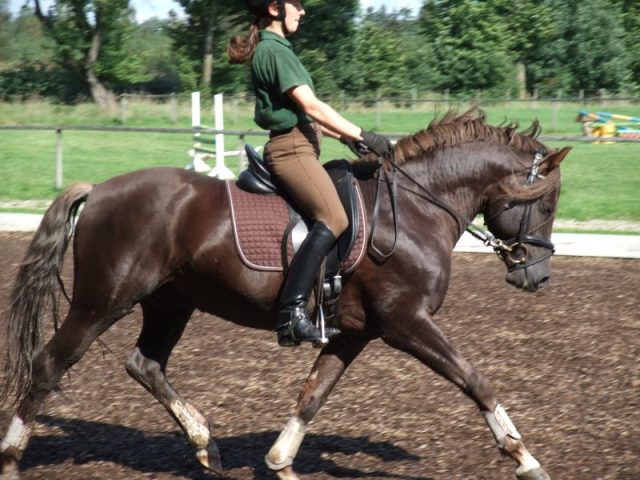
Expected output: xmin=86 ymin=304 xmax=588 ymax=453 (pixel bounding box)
xmin=327 ymin=210 xmax=348 ymax=238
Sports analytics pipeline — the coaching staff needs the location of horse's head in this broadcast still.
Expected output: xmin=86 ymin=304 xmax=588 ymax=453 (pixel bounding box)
xmin=483 ymin=146 xmax=571 ymax=291
xmin=370 ymin=110 xmax=573 ymax=291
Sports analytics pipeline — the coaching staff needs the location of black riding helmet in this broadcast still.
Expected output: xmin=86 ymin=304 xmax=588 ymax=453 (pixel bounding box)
xmin=246 ymin=0 xmax=286 ymax=22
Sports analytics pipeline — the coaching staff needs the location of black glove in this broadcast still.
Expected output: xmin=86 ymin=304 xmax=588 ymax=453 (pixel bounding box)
xmin=361 ymin=130 xmax=394 ymax=158
xmin=340 ymin=136 xmax=370 ymax=157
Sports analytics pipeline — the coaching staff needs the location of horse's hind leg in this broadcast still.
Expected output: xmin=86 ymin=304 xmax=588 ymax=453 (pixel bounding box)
xmin=266 ymin=337 xmax=369 ymax=479
xmin=1 ymin=306 xmax=127 ymax=473
xmin=382 ymin=311 xmax=551 ymax=480
xmin=124 ymin=285 xmax=222 ymax=475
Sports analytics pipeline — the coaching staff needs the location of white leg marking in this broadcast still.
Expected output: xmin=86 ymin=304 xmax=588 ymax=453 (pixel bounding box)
xmin=483 ymin=403 xmax=522 ymax=446
xmin=516 ymin=452 xmax=542 ymax=474
xmin=265 ymin=416 xmax=307 ymax=470
xmin=0 ymin=416 xmax=31 ymax=452
xmin=484 ymin=404 xmax=542 ymax=472
xmin=170 ymin=400 xmax=211 ymax=449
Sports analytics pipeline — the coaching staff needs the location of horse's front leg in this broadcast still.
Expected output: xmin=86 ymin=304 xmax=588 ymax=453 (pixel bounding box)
xmin=266 ymin=336 xmax=369 ymax=480
xmin=381 ymin=309 xmax=551 ymax=480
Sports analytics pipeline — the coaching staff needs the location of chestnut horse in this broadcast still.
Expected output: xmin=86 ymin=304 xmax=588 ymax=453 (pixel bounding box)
xmin=1 ymin=111 xmax=570 ymax=479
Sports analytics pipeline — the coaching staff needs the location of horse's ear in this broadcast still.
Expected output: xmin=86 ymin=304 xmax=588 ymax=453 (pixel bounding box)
xmin=544 ymin=146 xmax=571 ymax=169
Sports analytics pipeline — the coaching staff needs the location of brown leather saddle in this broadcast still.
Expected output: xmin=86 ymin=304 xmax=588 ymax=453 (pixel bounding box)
xmin=228 ymin=145 xmax=366 ymax=274
xmin=226 ymin=145 xmax=367 ymax=318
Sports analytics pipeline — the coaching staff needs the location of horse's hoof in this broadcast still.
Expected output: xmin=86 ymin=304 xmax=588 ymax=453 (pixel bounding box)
xmin=516 ymin=466 xmax=551 ymax=480
xmin=196 ymin=443 xmax=222 ymax=476
xmin=274 ymin=465 xmax=300 ymax=480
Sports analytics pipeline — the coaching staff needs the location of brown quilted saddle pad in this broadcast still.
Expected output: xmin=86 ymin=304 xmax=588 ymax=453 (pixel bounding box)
xmin=226 ymin=180 xmax=367 ymax=273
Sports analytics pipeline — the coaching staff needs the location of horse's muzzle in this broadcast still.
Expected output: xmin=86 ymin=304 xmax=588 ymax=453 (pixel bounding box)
xmin=506 ymin=267 xmax=551 ymax=292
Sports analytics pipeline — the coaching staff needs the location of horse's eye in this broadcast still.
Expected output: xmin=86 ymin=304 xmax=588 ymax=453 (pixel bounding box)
xmin=539 ymin=203 xmax=553 ymax=215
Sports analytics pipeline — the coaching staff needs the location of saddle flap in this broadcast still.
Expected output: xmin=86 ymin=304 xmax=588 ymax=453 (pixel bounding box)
xmin=232 ymin=147 xmax=363 ymax=274
xmin=226 ymin=181 xmax=367 ymax=274
xmin=324 ymin=160 xmax=359 ymax=263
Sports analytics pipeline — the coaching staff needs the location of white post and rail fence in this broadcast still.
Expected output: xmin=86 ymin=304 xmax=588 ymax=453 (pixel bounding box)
xmin=1 ymin=124 xmax=638 ymax=191
xmin=0 ymin=123 xmax=269 ymax=190
xmin=2 ymin=92 xmax=268 ymax=189
xmin=1 ymin=89 xmax=639 ymax=190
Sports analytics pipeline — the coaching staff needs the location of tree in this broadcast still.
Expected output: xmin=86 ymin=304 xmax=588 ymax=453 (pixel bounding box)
xmin=294 ymin=0 xmax=358 ymax=63
xmin=115 ymin=18 xmax=178 ymax=93
xmin=359 ymin=7 xmax=441 ymax=97
xmin=347 ymin=20 xmax=412 ymax=99
xmin=614 ymin=0 xmax=640 ymax=91
xmin=168 ymin=0 xmax=361 ymax=96
xmin=419 ymin=0 xmax=515 ymax=94
xmin=490 ymin=0 xmax=558 ymax=97
xmin=0 ymin=0 xmax=11 ymax=65
xmin=549 ymin=0 xmax=630 ymax=94
xmin=32 ymin=0 xmax=133 ymax=107
xmin=6 ymin=5 xmax=53 ymax=65
xmin=293 ymin=0 xmax=359 ymax=97
xmin=168 ymin=0 xmax=241 ymax=94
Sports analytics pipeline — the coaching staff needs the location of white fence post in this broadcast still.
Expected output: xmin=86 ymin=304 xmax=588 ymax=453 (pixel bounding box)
xmin=186 ymin=92 xmax=211 ymax=173
xmin=170 ymin=93 xmax=177 ymax=124
xmin=192 ymin=91 xmax=201 ymax=127
xmin=55 ymin=128 xmax=63 ymax=189
xmin=239 ymin=134 xmax=247 ymax=171
xmin=120 ymin=95 xmax=128 ymax=124
xmin=376 ymin=91 xmax=382 ymax=131
xmin=208 ymin=93 xmax=235 ymax=179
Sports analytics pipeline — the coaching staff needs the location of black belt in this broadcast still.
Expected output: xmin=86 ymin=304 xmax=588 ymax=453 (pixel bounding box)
xmin=269 ymin=127 xmax=294 ymax=138
xmin=269 ymin=122 xmax=316 ymax=138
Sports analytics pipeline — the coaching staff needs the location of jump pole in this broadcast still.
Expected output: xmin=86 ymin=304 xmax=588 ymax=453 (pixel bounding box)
xmin=208 ymin=93 xmax=235 ymax=179
xmin=189 ymin=92 xmax=236 ymax=178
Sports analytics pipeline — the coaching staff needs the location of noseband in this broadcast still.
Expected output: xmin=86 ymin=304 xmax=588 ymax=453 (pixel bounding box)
xmin=368 ymin=150 xmax=556 ymax=271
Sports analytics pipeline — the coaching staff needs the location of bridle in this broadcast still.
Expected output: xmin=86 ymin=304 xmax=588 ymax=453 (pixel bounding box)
xmin=368 ymin=149 xmax=557 ymax=271
xmin=469 ymin=150 xmax=556 ymax=271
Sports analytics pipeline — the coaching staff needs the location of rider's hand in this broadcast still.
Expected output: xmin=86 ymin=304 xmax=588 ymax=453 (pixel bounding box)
xmin=360 ymin=130 xmax=394 ymax=158
xmin=340 ymin=136 xmax=369 ymax=157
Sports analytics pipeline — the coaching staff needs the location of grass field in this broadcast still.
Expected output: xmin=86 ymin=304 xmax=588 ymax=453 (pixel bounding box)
xmin=1 ymin=99 xmax=639 ymax=231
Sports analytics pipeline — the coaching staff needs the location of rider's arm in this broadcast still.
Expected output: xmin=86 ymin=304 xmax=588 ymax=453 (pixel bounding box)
xmin=318 ymin=124 xmax=342 ymax=140
xmin=288 ymin=85 xmax=362 ymax=141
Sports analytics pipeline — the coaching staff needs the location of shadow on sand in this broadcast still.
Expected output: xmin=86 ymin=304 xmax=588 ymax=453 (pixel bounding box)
xmin=18 ymin=415 xmax=433 ymax=479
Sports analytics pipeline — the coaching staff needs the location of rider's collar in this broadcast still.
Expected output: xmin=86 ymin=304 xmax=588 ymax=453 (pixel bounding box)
xmin=259 ymin=30 xmax=292 ymax=49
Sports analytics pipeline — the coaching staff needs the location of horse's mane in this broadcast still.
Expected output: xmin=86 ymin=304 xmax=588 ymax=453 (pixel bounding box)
xmin=393 ymin=108 xmax=543 ymax=164
xmin=352 ymin=108 xmax=560 ymax=201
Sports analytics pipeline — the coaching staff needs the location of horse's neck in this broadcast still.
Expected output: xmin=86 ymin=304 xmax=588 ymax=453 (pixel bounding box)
xmin=404 ymin=144 xmax=514 ymax=228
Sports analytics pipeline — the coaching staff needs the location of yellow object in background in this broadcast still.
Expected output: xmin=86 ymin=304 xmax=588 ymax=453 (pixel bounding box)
xmin=592 ymin=121 xmax=616 ymax=144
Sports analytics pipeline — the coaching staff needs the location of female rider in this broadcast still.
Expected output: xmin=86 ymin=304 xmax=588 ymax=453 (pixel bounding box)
xmin=228 ymin=0 xmax=393 ymax=347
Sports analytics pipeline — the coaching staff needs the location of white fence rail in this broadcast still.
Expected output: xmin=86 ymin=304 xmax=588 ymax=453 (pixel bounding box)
xmin=1 ymin=125 xmax=638 ymax=190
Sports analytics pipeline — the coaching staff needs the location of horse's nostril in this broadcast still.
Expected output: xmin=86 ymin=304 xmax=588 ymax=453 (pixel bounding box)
xmin=537 ymin=276 xmax=551 ymax=289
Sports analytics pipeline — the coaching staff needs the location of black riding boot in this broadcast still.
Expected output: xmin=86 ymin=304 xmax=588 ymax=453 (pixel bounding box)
xmin=277 ymin=221 xmax=341 ymax=347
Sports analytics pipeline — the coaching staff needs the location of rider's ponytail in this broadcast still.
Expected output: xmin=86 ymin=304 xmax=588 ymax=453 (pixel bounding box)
xmin=228 ymin=17 xmax=261 ymax=64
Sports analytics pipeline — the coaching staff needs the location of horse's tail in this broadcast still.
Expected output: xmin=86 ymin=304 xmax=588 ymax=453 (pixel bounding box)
xmin=1 ymin=182 xmax=93 ymax=408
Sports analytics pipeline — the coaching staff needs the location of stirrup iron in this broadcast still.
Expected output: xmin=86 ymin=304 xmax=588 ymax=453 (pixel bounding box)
xmin=312 ymin=305 xmax=330 ymax=349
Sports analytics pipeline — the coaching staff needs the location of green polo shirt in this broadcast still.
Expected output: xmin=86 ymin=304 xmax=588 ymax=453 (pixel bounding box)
xmin=251 ymin=30 xmax=315 ymax=131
